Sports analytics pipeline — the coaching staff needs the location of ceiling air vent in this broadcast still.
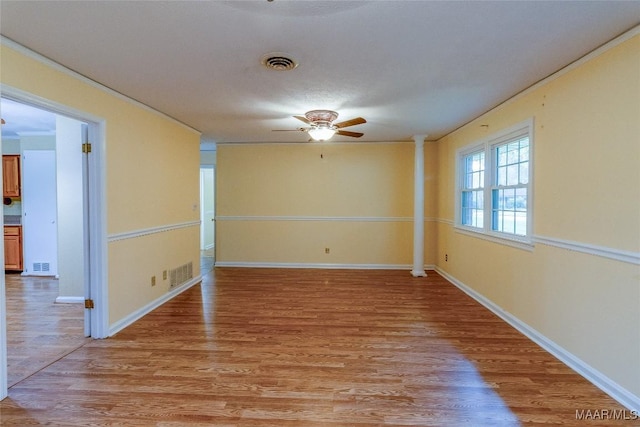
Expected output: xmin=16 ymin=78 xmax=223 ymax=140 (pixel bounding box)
xmin=261 ymin=53 xmax=298 ymax=71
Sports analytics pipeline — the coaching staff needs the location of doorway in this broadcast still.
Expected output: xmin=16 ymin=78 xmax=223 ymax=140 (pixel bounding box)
xmin=200 ymin=166 xmax=215 ymax=272
xmin=0 ymin=88 xmax=108 ymax=400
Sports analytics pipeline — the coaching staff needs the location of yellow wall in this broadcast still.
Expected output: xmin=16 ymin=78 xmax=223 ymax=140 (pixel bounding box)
xmin=1 ymin=44 xmax=202 ymax=326
xmin=216 ymin=142 xmax=437 ymax=267
xmin=436 ymin=35 xmax=640 ymax=397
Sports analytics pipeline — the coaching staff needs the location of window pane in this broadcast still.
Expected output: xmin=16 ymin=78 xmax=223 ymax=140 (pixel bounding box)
xmin=497 ymin=166 xmax=506 ymax=186
xmin=471 ymin=171 xmax=479 ymax=189
xmin=515 ymin=211 xmax=527 ymax=235
xmin=519 ymin=163 xmax=529 ymax=184
xmin=507 ymin=144 xmax=519 ymax=164
xmin=515 ymin=187 xmax=527 ymax=211
xmin=519 ymin=140 xmax=529 ymax=161
xmin=462 ymin=190 xmax=483 ymax=228
xmin=463 ymin=151 xmax=484 ymax=191
xmin=492 ymin=208 xmax=501 ymax=232
xmin=497 ymin=147 xmax=507 ymax=166
xmin=507 ymin=164 xmax=519 ymax=185
xmin=472 ymin=209 xmax=483 ymax=228
xmin=492 ymin=186 xmax=528 ymax=235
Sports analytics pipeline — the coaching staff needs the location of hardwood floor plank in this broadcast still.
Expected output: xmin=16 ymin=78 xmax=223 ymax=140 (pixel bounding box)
xmin=1 ymin=268 xmax=633 ymax=426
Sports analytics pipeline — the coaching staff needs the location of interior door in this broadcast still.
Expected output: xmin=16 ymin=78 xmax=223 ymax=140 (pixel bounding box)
xmin=81 ymin=124 xmax=91 ymax=337
xmin=22 ymin=150 xmax=58 ymax=276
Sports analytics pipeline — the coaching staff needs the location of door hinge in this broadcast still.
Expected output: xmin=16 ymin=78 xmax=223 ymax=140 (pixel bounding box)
xmin=84 ymin=298 xmax=95 ymax=309
xmin=82 ymin=143 xmax=92 ymax=153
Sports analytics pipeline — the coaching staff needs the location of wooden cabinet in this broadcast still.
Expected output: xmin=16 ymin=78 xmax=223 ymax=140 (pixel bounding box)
xmin=3 ymin=155 xmax=21 ymax=198
xmin=4 ymin=226 xmax=23 ymax=271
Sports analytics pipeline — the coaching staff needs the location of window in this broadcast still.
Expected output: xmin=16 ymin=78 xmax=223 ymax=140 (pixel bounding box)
xmin=456 ymin=119 xmax=533 ymax=245
xmin=461 ymin=150 xmax=484 ymax=228
xmin=492 ymin=137 xmax=529 ymax=236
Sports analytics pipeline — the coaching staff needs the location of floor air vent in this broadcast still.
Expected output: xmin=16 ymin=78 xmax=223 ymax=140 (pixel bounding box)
xmin=169 ymin=262 xmax=193 ymax=290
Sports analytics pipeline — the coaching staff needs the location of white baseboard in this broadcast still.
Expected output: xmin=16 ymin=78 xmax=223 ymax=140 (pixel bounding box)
xmin=108 ymin=275 xmax=202 ymax=337
xmin=55 ymin=296 xmax=84 ymax=304
xmin=215 ymin=261 xmax=436 ymax=271
xmin=434 ymin=266 xmax=640 ymax=411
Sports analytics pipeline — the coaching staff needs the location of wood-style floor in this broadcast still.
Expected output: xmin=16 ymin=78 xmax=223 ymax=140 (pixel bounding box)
xmin=4 ymin=273 xmax=87 ymax=388
xmin=1 ymin=267 xmax=631 ymax=426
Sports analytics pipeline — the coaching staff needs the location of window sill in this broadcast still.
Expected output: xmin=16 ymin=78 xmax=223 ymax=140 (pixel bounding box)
xmin=454 ymin=225 xmax=534 ymax=252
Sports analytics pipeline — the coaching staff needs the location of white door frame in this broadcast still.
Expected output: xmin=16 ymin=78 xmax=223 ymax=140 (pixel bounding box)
xmin=0 ymin=85 xmax=109 ymax=400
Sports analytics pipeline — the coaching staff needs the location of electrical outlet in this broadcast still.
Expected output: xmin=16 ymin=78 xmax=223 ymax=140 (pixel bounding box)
xmin=445 ymin=254 xmax=448 ymax=262
xmin=163 ymin=270 xmax=167 ymax=280
xmin=151 ymin=275 xmax=156 ymax=286
xmin=325 ymin=247 xmax=330 ymax=254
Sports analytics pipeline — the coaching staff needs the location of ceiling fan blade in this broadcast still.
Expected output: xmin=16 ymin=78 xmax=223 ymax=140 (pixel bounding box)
xmin=294 ymin=115 xmax=312 ymax=125
xmin=334 ymin=117 xmax=366 ymax=129
xmin=336 ymin=130 xmax=364 ymax=138
xmin=272 ymin=127 xmax=309 ymax=132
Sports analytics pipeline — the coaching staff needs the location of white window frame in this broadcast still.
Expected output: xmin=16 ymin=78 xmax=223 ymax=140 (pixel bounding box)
xmin=455 ymin=118 xmax=534 ymax=250
xmin=459 ymin=145 xmax=486 ymax=230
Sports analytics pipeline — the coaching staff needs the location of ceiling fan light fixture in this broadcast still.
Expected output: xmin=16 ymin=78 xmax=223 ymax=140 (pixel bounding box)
xmin=279 ymin=109 xmax=364 ymax=141
xmin=308 ymin=126 xmax=336 ymax=141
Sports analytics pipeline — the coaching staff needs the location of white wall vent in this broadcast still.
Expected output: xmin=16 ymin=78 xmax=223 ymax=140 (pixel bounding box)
xmin=169 ymin=262 xmax=193 ymax=290
xmin=32 ymin=262 xmax=51 ymax=273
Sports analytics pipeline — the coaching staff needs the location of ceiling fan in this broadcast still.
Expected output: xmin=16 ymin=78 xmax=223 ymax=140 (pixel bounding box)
xmin=274 ymin=110 xmax=366 ymax=141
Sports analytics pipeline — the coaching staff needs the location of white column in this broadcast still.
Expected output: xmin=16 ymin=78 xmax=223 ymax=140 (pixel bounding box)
xmin=411 ymin=135 xmax=427 ymax=277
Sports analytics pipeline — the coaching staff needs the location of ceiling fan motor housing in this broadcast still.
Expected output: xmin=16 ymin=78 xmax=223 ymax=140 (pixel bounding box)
xmin=305 ymin=110 xmax=338 ymax=125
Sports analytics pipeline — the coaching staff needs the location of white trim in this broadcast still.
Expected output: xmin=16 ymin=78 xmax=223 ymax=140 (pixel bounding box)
xmin=55 ymin=296 xmax=84 ymax=304
xmin=434 ymin=267 xmax=640 ymax=411
xmin=1 ymin=84 xmax=105 ymax=126
xmin=0 ymin=36 xmax=201 ymax=136
xmin=216 ymin=215 xmax=413 ymax=222
xmin=215 ymin=261 xmax=436 ymax=271
xmin=108 ymin=275 xmax=202 ymax=336
xmin=534 ymin=235 xmax=640 ymax=265
xmin=454 ymin=226 xmax=535 ymax=252
xmin=108 ymin=221 xmax=200 ymax=242
xmin=442 ymin=216 xmax=640 ymax=264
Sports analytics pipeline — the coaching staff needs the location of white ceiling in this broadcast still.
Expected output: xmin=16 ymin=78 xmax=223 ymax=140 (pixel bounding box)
xmin=1 ymin=1 xmax=639 ymax=145
xmin=0 ymin=98 xmax=56 ymax=139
